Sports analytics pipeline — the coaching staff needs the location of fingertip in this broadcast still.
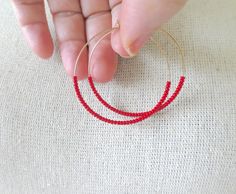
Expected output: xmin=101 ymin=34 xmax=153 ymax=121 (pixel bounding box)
xmin=90 ymin=43 xmax=117 ymax=83
xmin=123 ymin=33 xmax=151 ymax=57
xmin=119 ymin=18 xmax=151 ymax=57
xmin=60 ymin=40 xmax=88 ymax=80
xmin=22 ymin=23 xmax=53 ymax=59
xmin=111 ymin=31 xmax=130 ymax=58
xmin=91 ymin=59 xmax=117 ymax=83
xmin=119 ymin=0 xmax=187 ymax=57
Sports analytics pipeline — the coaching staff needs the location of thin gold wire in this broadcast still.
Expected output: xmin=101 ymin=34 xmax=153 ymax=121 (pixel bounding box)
xmin=73 ymin=26 xmax=119 ymax=76
xmin=88 ymin=28 xmax=172 ymax=80
xmin=157 ymin=29 xmax=186 ymax=75
xmin=73 ymin=21 xmax=185 ymax=79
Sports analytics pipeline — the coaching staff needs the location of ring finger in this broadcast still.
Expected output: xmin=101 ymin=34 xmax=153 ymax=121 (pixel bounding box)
xmin=81 ymin=0 xmax=117 ymax=83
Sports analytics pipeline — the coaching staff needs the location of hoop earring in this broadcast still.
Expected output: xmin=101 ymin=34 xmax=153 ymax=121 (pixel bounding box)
xmin=87 ymin=28 xmax=185 ymax=117
xmin=73 ymin=23 xmax=186 ymax=125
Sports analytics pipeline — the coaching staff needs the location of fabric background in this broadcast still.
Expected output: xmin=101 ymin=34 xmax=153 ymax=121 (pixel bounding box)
xmin=0 ymin=0 xmax=236 ymax=193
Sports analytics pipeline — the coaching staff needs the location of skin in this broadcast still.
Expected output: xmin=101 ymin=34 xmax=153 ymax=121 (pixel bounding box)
xmin=11 ymin=0 xmax=187 ymax=83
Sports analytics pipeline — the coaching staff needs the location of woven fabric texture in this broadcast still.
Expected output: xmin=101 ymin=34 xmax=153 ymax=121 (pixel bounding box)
xmin=0 ymin=0 xmax=236 ymax=193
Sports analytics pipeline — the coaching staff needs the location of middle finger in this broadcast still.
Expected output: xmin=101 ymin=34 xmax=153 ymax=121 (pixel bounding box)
xmin=81 ymin=0 xmax=117 ymax=83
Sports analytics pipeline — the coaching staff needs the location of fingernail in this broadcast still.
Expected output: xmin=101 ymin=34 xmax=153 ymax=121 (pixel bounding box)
xmin=60 ymin=41 xmax=87 ymax=80
xmin=60 ymin=47 xmax=75 ymax=77
xmin=124 ymin=35 xmax=150 ymax=57
xmin=122 ymin=54 xmax=136 ymax=59
xmin=124 ymin=46 xmax=137 ymax=57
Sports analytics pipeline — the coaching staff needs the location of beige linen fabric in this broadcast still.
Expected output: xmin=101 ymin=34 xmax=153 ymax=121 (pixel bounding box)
xmin=0 ymin=0 xmax=236 ymax=193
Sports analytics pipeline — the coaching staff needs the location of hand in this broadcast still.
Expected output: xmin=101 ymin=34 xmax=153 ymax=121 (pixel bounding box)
xmin=11 ymin=0 xmax=187 ymax=82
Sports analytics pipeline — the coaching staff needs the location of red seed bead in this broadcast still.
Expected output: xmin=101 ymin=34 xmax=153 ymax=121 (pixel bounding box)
xmin=73 ymin=76 xmax=172 ymax=125
xmin=88 ymin=75 xmax=185 ymax=117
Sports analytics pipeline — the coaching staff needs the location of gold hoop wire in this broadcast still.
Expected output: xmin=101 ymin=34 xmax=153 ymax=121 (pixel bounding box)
xmin=73 ymin=23 xmax=185 ymax=79
xmin=72 ymin=22 xmax=186 ymax=125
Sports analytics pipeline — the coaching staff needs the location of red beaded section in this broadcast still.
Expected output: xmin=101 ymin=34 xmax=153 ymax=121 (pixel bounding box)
xmin=159 ymin=76 xmax=185 ymax=110
xmin=88 ymin=76 xmax=185 ymax=117
xmin=73 ymin=76 xmax=171 ymax=125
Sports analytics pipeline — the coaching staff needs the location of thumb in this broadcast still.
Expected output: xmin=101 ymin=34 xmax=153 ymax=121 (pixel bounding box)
xmin=119 ymin=0 xmax=187 ymax=56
